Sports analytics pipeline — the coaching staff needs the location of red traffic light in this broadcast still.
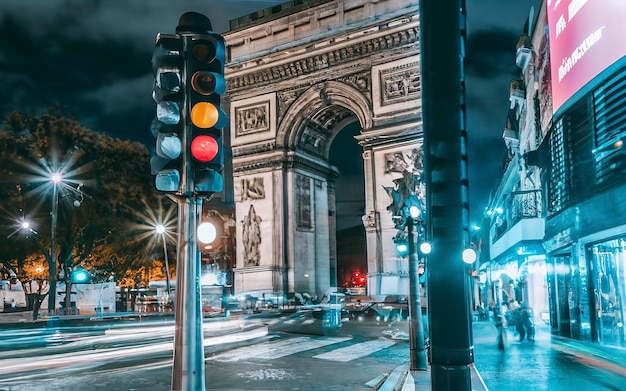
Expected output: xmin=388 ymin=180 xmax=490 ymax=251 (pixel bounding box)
xmin=191 ymin=135 xmax=219 ymax=162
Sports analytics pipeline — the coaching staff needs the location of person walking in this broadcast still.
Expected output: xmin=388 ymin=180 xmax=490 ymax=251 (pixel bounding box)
xmin=495 ymin=302 xmax=509 ymax=350
xmin=512 ymin=303 xmax=526 ymax=341
xmin=518 ymin=303 xmax=535 ymax=341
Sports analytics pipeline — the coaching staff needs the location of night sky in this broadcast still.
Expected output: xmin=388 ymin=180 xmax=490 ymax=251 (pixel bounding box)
xmin=0 ymin=0 xmax=539 ymax=223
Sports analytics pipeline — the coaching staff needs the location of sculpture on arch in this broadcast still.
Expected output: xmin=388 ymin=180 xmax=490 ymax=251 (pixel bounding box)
xmin=242 ymin=204 xmax=262 ymax=267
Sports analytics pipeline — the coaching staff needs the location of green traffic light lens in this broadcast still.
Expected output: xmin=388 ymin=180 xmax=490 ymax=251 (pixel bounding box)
xmin=192 ymin=43 xmax=216 ymax=63
xmin=191 ymin=71 xmax=226 ymax=96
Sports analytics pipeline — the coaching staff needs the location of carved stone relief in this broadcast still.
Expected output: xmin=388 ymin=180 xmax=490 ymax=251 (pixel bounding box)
xmin=301 ymin=127 xmax=327 ymax=156
xmin=277 ymin=88 xmax=305 ymax=119
xmin=235 ymin=101 xmax=270 ymax=136
xmin=296 ymin=173 xmax=312 ymax=229
xmin=384 ymin=146 xmax=423 ymax=175
xmin=383 ymin=146 xmax=426 ymax=218
xmin=235 ymin=177 xmax=266 ymax=201
xmin=242 ymin=204 xmax=262 ymax=267
xmin=340 ymin=71 xmax=371 ymax=94
xmin=379 ymin=61 xmax=421 ymax=106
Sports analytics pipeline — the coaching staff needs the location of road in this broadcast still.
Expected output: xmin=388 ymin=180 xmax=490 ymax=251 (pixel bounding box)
xmin=0 ymin=310 xmax=410 ymax=391
xmin=2 ymin=311 xmax=626 ymax=390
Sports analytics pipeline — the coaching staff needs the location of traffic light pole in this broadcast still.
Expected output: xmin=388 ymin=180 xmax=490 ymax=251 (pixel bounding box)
xmin=172 ymin=28 xmax=206 ymax=391
xmin=171 ymin=196 xmax=206 ymax=391
xmin=407 ymin=217 xmax=428 ymax=372
xmin=152 ymin=12 xmax=227 ymax=391
xmin=419 ymin=1 xmax=474 ymax=390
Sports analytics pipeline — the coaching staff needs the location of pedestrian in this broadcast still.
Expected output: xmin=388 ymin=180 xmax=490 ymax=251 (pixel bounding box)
xmin=518 ymin=303 xmax=535 ymax=341
xmin=495 ymin=303 xmax=509 ymax=350
xmin=512 ymin=303 xmax=527 ymax=341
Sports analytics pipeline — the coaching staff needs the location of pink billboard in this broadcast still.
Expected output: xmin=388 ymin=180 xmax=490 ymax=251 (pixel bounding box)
xmin=546 ymin=0 xmax=626 ymax=112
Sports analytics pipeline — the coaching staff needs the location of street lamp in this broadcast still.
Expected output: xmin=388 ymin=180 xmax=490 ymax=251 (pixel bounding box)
xmin=50 ymin=171 xmax=61 ymax=314
xmin=156 ymin=223 xmax=172 ymax=297
xmin=407 ymin=204 xmax=428 ymax=371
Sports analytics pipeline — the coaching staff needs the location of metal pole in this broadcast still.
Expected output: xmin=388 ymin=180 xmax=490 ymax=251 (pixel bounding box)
xmin=419 ymin=0 xmax=474 ymax=389
xmin=48 ymin=181 xmax=58 ymax=314
xmin=172 ymin=197 xmax=206 ymax=391
xmin=172 ymin=31 xmax=205 ymax=388
xmin=408 ymin=217 xmax=428 ymax=371
xmin=162 ymin=234 xmax=171 ymax=297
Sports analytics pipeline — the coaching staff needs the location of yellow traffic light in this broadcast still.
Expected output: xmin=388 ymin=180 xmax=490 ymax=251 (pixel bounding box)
xmin=190 ymin=101 xmax=219 ymax=129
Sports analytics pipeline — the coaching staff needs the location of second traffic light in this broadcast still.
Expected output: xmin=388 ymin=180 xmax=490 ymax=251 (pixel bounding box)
xmin=151 ymin=34 xmax=184 ymax=193
xmin=178 ymin=12 xmax=228 ymax=197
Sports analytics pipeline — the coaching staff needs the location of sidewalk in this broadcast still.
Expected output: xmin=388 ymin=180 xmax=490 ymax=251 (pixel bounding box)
xmin=551 ymin=332 xmax=626 ymax=378
xmin=376 ymin=319 xmax=626 ymax=390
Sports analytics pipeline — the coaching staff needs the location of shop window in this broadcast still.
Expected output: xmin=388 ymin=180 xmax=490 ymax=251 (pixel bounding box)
xmin=589 ymin=239 xmax=626 ymax=347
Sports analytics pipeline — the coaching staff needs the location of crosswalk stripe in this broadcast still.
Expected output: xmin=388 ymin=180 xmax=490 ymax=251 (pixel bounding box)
xmin=313 ymin=339 xmax=396 ymax=362
xmin=208 ymin=336 xmax=351 ymax=362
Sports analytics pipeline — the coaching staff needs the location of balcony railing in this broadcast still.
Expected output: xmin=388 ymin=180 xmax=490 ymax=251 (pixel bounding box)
xmin=511 ymin=189 xmax=542 ymax=222
xmin=492 ymin=189 xmax=542 ymax=243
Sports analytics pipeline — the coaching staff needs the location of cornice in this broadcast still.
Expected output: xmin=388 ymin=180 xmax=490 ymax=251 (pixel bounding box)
xmin=232 ymin=141 xmax=277 ymax=157
xmin=226 ymin=27 xmax=420 ymax=93
xmin=233 ymin=151 xmax=339 ymax=180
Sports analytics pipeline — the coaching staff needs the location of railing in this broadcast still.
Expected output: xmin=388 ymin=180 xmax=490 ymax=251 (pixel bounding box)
xmin=511 ymin=189 xmax=542 ymax=223
xmin=492 ymin=189 xmax=542 ymax=242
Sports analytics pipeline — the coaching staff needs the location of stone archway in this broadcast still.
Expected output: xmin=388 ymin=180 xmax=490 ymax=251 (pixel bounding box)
xmin=223 ymin=0 xmax=422 ymax=298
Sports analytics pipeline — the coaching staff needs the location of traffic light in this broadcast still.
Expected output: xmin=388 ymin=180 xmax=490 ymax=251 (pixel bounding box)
xmin=178 ymin=12 xmax=228 ymax=197
xmin=151 ymin=34 xmax=184 ymax=193
xmin=72 ymin=267 xmax=90 ymax=284
xmin=197 ymin=219 xmax=222 ymax=251
xmin=394 ymin=231 xmax=409 ymax=257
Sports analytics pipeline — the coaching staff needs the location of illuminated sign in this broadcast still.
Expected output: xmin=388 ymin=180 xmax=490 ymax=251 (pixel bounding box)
xmin=546 ymin=0 xmax=626 ymax=112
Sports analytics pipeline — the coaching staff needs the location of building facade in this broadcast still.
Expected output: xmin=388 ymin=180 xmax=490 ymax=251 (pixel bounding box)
xmin=222 ymin=0 xmax=423 ymax=298
xmin=483 ymin=0 xmax=626 ymax=348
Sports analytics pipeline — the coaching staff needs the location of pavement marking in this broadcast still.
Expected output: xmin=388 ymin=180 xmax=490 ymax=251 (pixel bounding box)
xmin=313 ymin=339 xmax=396 ymax=362
xmin=237 ymin=368 xmax=297 ymax=381
xmin=208 ymin=336 xmax=351 ymax=362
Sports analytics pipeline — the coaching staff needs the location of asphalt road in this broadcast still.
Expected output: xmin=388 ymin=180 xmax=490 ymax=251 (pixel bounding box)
xmin=0 ymin=310 xmax=410 ymax=391
xmin=2 ymin=311 xmax=626 ymax=390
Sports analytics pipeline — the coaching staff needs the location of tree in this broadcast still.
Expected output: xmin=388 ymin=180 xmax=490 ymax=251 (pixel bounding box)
xmin=0 ymin=110 xmax=172 ymax=317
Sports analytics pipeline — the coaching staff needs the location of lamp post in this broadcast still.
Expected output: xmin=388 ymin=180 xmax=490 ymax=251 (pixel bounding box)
xmin=49 ymin=172 xmax=61 ymax=314
xmin=156 ymin=224 xmax=172 ymax=297
xmin=407 ymin=205 xmax=428 ymax=371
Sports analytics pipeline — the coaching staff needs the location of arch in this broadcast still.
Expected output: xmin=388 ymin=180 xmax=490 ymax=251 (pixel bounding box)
xmin=277 ymin=80 xmax=373 ymax=153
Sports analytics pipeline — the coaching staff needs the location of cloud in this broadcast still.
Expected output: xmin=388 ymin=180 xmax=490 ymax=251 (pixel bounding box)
xmin=465 ymin=28 xmax=521 ymax=78
xmin=0 ymin=0 xmax=537 ymax=223
xmin=0 ymin=0 xmax=285 ymax=142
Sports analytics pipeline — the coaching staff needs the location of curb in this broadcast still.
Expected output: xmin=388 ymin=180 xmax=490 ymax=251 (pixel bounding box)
xmin=376 ymin=362 xmax=488 ymax=391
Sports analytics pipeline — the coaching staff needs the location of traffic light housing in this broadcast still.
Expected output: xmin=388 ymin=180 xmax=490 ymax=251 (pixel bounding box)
xmin=178 ymin=13 xmax=227 ymax=197
xmin=151 ymin=34 xmax=184 ymax=193
xmin=151 ymin=12 xmax=228 ymax=197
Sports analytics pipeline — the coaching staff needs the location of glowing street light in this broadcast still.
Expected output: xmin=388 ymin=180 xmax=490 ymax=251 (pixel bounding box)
xmin=420 ymin=241 xmax=432 ymax=255
xmin=50 ymin=172 xmax=60 ymax=313
xmin=156 ymin=223 xmax=172 ymax=296
xmin=462 ymin=248 xmax=477 ymax=264
xmin=197 ymin=221 xmax=218 ymax=248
